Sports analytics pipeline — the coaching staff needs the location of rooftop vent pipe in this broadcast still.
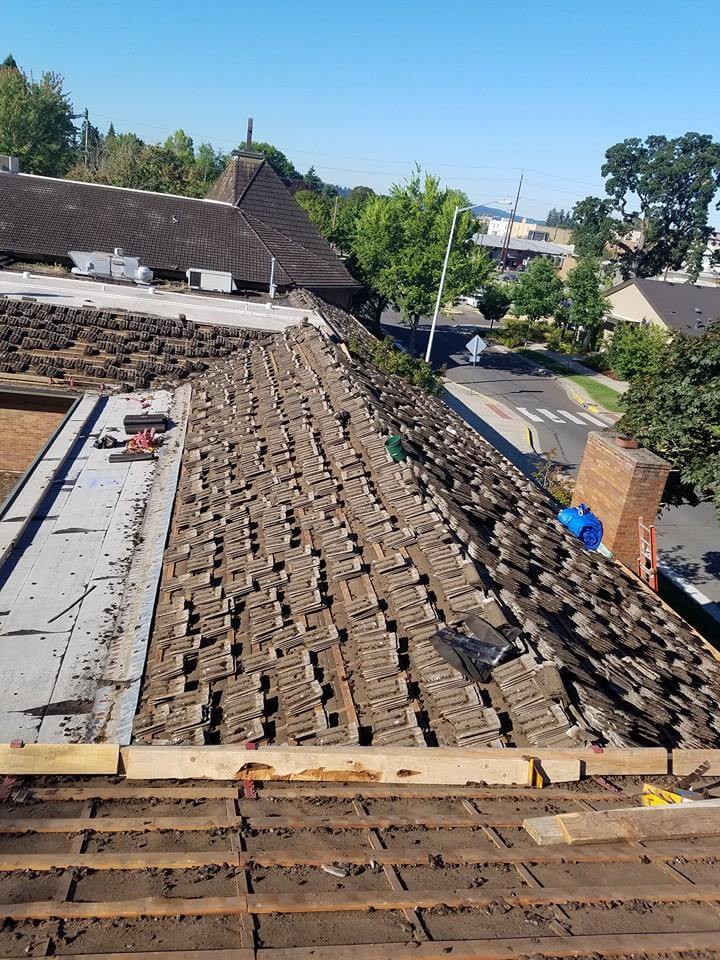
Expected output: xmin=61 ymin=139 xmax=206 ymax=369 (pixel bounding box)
xmin=246 ymin=117 xmax=253 ymax=149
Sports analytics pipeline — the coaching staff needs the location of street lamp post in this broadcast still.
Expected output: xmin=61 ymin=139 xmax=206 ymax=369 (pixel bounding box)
xmin=424 ymin=200 xmax=510 ymax=365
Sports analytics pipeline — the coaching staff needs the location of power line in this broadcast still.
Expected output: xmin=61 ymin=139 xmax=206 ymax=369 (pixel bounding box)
xmin=86 ymin=108 xmax=603 ymax=190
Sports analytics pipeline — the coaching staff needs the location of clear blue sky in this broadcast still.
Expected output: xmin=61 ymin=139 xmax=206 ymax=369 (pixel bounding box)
xmin=4 ymin=0 xmax=719 ymax=223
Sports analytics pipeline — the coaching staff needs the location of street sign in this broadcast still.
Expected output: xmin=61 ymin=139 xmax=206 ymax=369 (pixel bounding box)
xmin=466 ymin=334 xmax=487 ymax=361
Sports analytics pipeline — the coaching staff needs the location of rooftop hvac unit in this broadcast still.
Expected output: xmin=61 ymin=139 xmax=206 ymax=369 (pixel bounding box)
xmin=186 ymin=268 xmax=235 ymax=294
xmin=69 ymin=249 xmax=153 ymax=285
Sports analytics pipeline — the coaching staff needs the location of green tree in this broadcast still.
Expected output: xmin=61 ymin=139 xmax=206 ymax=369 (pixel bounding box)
xmin=571 ymin=196 xmax=619 ymax=258
xmin=606 ymin=322 xmax=667 ymax=380
xmin=565 ymin=256 xmax=610 ymax=350
xmin=575 ymin=133 xmax=720 ymax=280
xmin=0 ymin=61 xmax=76 ymax=174
xmin=1 ymin=54 xmax=18 ymax=70
xmin=618 ymin=322 xmax=720 ymax=516
xmin=192 ymin=142 xmax=226 ymax=190
xmin=295 ymin=189 xmax=334 ymax=237
xmin=95 ymin=131 xmax=144 ymax=187
xmin=352 ymin=193 xmax=396 ymax=324
xmin=303 ymin=165 xmax=324 ymax=193
xmin=354 ymin=169 xmax=493 ymax=351
xmin=511 ymin=257 xmax=563 ymax=322
xmin=134 ymin=144 xmax=188 ymax=194
xmin=477 ymin=281 xmax=512 ymax=329
xmin=163 ymin=129 xmax=195 ymax=167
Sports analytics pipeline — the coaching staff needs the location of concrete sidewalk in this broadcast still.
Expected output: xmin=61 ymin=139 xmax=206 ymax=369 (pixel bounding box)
xmin=526 ymin=343 xmax=629 ymax=393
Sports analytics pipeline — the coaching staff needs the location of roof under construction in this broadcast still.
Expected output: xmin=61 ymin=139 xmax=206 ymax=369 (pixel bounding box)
xmin=0 ymin=744 xmax=720 ymax=959
xmin=0 ymin=293 xmax=718 ymax=752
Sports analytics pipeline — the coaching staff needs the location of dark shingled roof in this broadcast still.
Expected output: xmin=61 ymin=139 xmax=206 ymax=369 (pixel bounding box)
xmin=0 ymin=160 xmax=359 ymax=293
xmin=610 ymin=278 xmax=720 ymax=336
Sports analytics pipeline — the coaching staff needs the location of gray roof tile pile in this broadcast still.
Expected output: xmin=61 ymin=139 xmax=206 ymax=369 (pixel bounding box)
xmin=0 ymin=297 xmax=262 ymax=390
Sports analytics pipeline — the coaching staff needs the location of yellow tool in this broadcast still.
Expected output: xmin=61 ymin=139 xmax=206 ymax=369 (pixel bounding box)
xmin=641 ymin=783 xmax=703 ymax=806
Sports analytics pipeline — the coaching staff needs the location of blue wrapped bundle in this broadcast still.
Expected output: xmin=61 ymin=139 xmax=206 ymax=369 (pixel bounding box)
xmin=557 ymin=503 xmax=603 ymax=551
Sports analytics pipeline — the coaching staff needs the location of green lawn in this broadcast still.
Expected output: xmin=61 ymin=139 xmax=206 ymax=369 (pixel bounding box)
xmin=519 ymin=349 xmax=625 ymax=415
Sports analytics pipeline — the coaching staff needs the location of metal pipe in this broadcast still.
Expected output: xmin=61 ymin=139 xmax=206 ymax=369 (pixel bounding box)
xmin=269 ymin=256 xmax=276 ymax=299
xmin=425 ymin=198 xmax=510 ymax=365
xmin=424 ymin=206 xmax=460 ymax=364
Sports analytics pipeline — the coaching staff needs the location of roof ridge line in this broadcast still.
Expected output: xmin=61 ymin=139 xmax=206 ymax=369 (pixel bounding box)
xmin=232 ymin=155 xmax=266 ymax=206
xmin=234 ymin=208 xmax=292 ymax=283
xmin=8 ymin=172 xmax=236 ymax=207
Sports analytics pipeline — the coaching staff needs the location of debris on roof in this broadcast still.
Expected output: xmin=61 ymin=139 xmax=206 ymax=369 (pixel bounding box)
xmin=0 ymin=297 xmax=266 ymax=391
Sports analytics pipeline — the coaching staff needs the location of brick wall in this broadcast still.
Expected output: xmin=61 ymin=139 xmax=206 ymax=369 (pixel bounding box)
xmin=572 ymin=431 xmax=670 ymax=570
xmin=0 ymin=391 xmax=73 ymax=474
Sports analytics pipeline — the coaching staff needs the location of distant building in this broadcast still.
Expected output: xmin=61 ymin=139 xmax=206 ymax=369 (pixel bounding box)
xmin=475 ymin=233 xmax=576 ymax=274
xmin=659 ymin=231 xmax=720 ymax=287
xmin=0 ymin=152 xmax=360 ymax=307
xmin=605 ymin=278 xmax=720 ymax=337
xmin=480 ymin=216 xmax=573 ymax=246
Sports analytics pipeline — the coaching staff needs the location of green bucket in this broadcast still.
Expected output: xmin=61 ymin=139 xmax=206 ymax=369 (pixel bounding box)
xmin=385 ymin=434 xmax=407 ymax=462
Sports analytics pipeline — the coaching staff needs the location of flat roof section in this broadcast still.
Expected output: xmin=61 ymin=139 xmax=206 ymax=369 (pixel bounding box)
xmin=0 ymin=269 xmax=324 ymax=333
xmin=0 ymin=388 xmax=184 ymax=743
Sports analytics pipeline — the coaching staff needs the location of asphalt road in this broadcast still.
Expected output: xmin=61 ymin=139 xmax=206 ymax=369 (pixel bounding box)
xmin=382 ymin=310 xmax=720 ymax=631
xmin=383 ymin=310 xmax=613 ymax=470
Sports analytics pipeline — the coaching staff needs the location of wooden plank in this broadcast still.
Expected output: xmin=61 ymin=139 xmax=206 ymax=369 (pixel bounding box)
xmin=0 ymin=812 xmax=525 ymax=833
xmin=121 ymin=745 xmax=534 ymax=785
xmin=253 ymin=784 xmax=622 ymax=801
xmin=553 ymin=799 xmax=720 ymax=846
xmin=352 ymin=796 xmax=427 ymax=940
xmin=121 ymin=745 xmax=669 ymax=783
xmin=0 ymin=852 xmax=240 ymax=871
xmin=247 ymin=814 xmax=516 ymax=830
xmin=0 ymin=953 xmax=253 ymax=960
xmin=0 ymin=816 xmax=244 ymax=834
xmin=227 ymin=796 xmax=255 ymax=951
xmin=246 ymin=883 xmax=720 ymax=912
xmin=6 ymin=882 xmax=720 ymax=919
xmin=4 ymin=937 xmax=720 ymax=960
xmin=0 ymin=743 xmax=119 ymax=775
xmin=0 ymin=896 xmax=248 ymax=920
xmin=522 ymin=814 xmax=567 ymax=846
xmin=1 ymin=840 xmax=717 ymax=872
xmin=672 ymin=748 xmax=720 ymax=776
xmin=22 ymin=786 xmax=239 ymax=801
xmin=250 ymin=931 xmax=720 ymax=959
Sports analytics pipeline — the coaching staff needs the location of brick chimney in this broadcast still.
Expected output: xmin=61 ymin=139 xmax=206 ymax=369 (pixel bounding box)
xmin=572 ymin=431 xmax=671 ymax=570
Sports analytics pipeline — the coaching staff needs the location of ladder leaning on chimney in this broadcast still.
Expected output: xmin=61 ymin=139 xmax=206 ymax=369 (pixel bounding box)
xmin=637 ymin=516 xmax=659 ymax=592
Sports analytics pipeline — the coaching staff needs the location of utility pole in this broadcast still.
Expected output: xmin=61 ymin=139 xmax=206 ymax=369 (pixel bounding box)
xmin=84 ymin=108 xmax=89 ymax=168
xmin=500 ymin=172 xmax=523 ymax=271
xmin=332 ymin=195 xmax=339 ymax=230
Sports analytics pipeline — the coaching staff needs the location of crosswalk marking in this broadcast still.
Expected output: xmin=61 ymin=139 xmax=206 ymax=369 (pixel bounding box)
xmin=537 ymin=408 xmax=565 ymax=423
xmin=578 ymin=411 xmax=609 ymax=426
xmin=515 ymin=406 xmax=543 ymax=422
xmin=514 ymin=405 xmax=614 ymax=427
xmin=557 ymin=409 xmax=586 ymax=425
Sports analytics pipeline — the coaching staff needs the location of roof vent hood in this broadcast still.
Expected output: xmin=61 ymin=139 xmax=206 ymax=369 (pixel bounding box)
xmin=0 ymin=155 xmax=19 ymax=174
